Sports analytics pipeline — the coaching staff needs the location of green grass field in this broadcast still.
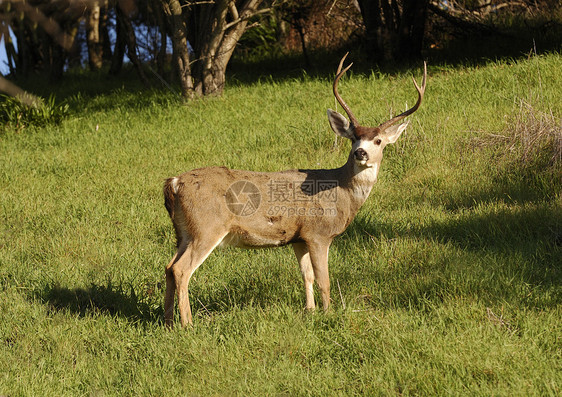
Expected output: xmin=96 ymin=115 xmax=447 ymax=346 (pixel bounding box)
xmin=1 ymin=53 xmax=561 ymax=395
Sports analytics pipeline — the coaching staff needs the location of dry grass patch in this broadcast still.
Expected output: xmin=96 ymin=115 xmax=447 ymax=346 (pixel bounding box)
xmin=476 ymin=98 xmax=562 ymax=197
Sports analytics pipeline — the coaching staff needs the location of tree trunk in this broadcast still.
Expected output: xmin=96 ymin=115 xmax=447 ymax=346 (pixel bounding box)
xmin=116 ymin=5 xmax=149 ymax=85
xmin=397 ymin=0 xmax=428 ymax=61
xmin=162 ymin=0 xmax=194 ymax=99
xmin=86 ymin=1 xmax=103 ymax=70
xmin=295 ymin=22 xmax=311 ymax=68
xmin=188 ymin=0 xmax=262 ymax=96
xmin=15 ymin=17 xmax=30 ymax=76
xmin=358 ymin=0 xmax=389 ymax=61
xmin=191 ymin=0 xmax=229 ymax=96
xmin=153 ymin=0 xmax=168 ymax=77
xmin=159 ymin=0 xmax=264 ymax=98
xmin=50 ymin=41 xmax=65 ymax=81
xmin=109 ymin=8 xmax=126 ymax=75
xmin=67 ymin=25 xmax=82 ymax=69
xmin=100 ymin=3 xmax=113 ymax=63
xmin=358 ymin=0 xmax=428 ymax=62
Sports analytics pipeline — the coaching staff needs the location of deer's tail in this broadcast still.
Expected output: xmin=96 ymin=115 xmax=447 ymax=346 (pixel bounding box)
xmin=163 ymin=177 xmax=179 ymax=220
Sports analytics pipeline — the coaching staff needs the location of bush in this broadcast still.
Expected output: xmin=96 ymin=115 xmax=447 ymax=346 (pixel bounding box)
xmin=0 ymin=94 xmax=69 ymax=130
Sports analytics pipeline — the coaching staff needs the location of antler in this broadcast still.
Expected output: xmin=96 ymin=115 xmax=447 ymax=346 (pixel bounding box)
xmin=377 ymin=62 xmax=427 ymax=131
xmin=333 ymin=52 xmax=360 ymax=128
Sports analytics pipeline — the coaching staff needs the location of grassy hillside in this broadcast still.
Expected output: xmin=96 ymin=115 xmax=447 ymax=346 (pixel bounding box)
xmin=1 ymin=53 xmax=561 ymax=395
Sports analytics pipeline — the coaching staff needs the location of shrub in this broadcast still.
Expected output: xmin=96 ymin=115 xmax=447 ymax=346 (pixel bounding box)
xmin=0 ymin=94 xmax=69 ymax=130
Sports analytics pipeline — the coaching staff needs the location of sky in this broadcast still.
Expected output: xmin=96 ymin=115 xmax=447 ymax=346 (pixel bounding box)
xmin=0 ymin=34 xmax=10 ymax=75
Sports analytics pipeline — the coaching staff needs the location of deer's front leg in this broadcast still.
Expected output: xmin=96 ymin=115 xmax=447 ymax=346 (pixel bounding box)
xmin=307 ymin=240 xmax=332 ymax=311
xmin=293 ymin=242 xmax=315 ymax=310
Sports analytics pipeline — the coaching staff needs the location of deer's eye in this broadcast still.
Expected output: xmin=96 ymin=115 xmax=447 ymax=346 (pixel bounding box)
xmin=375 ymin=138 xmax=382 ymax=145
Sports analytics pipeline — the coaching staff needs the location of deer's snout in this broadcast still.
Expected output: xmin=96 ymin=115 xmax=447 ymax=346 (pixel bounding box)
xmin=354 ymin=148 xmax=368 ymax=161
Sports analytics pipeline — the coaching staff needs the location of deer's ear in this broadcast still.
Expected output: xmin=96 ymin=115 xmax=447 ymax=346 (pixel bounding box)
xmin=327 ymin=109 xmax=354 ymax=140
xmin=383 ymin=121 xmax=409 ymax=144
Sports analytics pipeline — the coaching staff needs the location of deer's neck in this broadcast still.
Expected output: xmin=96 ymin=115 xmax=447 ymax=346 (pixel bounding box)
xmin=340 ymin=152 xmax=380 ymax=208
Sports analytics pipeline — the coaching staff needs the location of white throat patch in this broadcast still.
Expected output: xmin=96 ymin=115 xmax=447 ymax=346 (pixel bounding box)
xmin=351 ymin=162 xmax=379 ymax=200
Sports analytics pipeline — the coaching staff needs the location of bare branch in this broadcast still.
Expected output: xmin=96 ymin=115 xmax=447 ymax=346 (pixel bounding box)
xmin=229 ymin=2 xmax=239 ymax=20
xmin=223 ymin=7 xmax=271 ymax=30
xmin=181 ymin=1 xmax=216 ymax=8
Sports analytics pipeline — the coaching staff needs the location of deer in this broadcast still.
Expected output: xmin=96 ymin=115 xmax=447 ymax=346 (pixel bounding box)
xmin=163 ymin=53 xmax=427 ymax=327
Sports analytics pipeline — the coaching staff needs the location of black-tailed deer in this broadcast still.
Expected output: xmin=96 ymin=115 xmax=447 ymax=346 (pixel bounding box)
xmin=163 ymin=54 xmax=427 ymax=327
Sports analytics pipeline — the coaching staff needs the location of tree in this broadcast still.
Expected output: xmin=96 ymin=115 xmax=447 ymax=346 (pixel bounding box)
xmin=0 ymin=0 xmax=82 ymax=80
xmin=162 ymin=0 xmax=193 ymax=97
xmin=278 ymin=0 xmax=315 ymax=68
xmin=357 ymin=0 xmax=429 ymax=62
xmin=162 ymin=0 xmax=268 ymax=98
xmin=0 ymin=0 xmax=270 ymax=98
xmin=110 ymin=1 xmax=149 ymax=85
xmin=86 ymin=1 xmax=104 ymax=71
xmin=85 ymin=0 xmax=113 ymax=71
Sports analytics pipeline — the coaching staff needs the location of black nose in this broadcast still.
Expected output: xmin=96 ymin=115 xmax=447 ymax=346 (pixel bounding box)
xmin=354 ymin=148 xmax=368 ymax=161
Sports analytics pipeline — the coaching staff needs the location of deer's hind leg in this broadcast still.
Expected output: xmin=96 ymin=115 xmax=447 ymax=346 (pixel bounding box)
xmin=164 ymin=254 xmax=177 ymax=327
xmin=172 ymin=233 xmax=228 ymax=327
xmin=164 ymin=244 xmax=187 ymax=327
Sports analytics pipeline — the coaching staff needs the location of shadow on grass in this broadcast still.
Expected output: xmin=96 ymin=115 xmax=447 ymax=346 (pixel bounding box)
xmin=34 ymin=262 xmax=297 ymax=325
xmin=37 ymin=280 xmax=164 ymax=325
xmin=362 ymin=200 xmax=561 ymax=251
xmin=187 ymin=253 xmax=303 ymax=318
xmin=343 ymin=182 xmax=562 ymax=311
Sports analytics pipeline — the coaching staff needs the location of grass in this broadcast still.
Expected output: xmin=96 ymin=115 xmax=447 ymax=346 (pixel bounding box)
xmin=1 ymin=53 xmax=561 ymax=395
